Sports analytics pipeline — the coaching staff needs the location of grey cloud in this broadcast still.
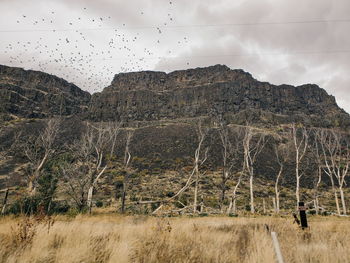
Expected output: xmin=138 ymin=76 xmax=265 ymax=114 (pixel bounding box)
xmin=0 ymin=0 xmax=349 ymax=112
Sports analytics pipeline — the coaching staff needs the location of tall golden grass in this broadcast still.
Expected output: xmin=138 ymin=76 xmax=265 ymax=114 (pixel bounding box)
xmin=0 ymin=214 xmax=349 ymax=263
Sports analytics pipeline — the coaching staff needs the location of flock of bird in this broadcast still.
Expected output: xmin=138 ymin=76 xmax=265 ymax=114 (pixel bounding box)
xmin=1 ymin=1 xmax=191 ymax=93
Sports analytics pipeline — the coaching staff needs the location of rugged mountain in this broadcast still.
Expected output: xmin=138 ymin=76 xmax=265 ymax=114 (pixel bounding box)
xmin=90 ymin=64 xmax=350 ymax=128
xmin=0 ymin=64 xmax=91 ymax=121
xmin=1 ymin=63 xmax=348 ymax=128
xmin=1 ymin=64 xmax=349 ymax=211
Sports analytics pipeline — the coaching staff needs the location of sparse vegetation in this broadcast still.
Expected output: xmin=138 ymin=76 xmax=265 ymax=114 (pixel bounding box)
xmin=0 ymin=214 xmax=349 ymax=263
xmin=1 ymin=109 xmax=349 ymax=263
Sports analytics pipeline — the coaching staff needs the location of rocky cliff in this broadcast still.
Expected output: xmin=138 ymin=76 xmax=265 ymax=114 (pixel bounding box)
xmin=90 ymin=65 xmax=350 ymax=128
xmin=0 ymin=64 xmax=349 ymax=128
xmin=0 ymin=65 xmax=91 ymax=120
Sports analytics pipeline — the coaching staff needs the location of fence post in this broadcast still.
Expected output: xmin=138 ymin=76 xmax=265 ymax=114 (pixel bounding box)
xmin=271 ymin=231 xmax=284 ymax=263
xmin=298 ymin=201 xmax=308 ymax=229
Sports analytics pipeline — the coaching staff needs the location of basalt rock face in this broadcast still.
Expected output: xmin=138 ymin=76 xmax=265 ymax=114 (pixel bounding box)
xmin=0 ymin=65 xmax=91 ymax=120
xmin=104 ymin=64 xmax=250 ymax=92
xmin=0 ymin=64 xmax=349 ymax=128
xmin=90 ymin=65 xmax=350 ymax=128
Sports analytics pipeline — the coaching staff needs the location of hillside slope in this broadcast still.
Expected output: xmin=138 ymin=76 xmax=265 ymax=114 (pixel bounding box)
xmin=0 ymin=64 xmax=349 ymax=210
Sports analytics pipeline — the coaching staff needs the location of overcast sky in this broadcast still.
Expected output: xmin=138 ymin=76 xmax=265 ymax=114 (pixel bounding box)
xmin=0 ymin=0 xmax=349 ymax=113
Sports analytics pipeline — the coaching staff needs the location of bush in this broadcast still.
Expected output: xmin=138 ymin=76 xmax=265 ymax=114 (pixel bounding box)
xmin=130 ymin=195 xmax=139 ymax=202
xmin=7 ymin=197 xmax=70 ymax=215
xmin=51 ymin=202 xmax=70 ymax=213
xmin=114 ymin=181 xmax=123 ymax=199
xmin=228 ymin=213 xmax=238 ymax=217
xmin=8 ymin=196 xmax=40 ymax=215
xmin=66 ymin=207 xmax=81 ymax=218
xmin=151 ymin=203 xmax=159 ymax=211
xmin=96 ymin=200 xmax=103 ymax=208
xmin=166 ymin=191 xmax=175 ymax=198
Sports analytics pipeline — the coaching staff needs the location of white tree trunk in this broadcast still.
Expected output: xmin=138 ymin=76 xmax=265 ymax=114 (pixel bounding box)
xmin=328 ymin=175 xmax=340 ymax=215
xmin=28 ymin=179 xmax=36 ymax=197
xmin=250 ymin=174 xmax=254 ymax=213
xmin=295 ymin=165 xmax=300 ymax=205
xmin=227 ymin=195 xmax=237 ymax=215
xmin=233 ymin=198 xmax=237 ymax=215
xmin=227 ymin=199 xmax=233 ymax=214
xmin=193 ymin=165 xmax=199 ymax=213
xmin=274 ymin=192 xmax=280 ymax=214
xmin=274 ymin=176 xmax=280 ymax=214
xmin=191 ymin=122 xmax=207 ymax=215
xmin=200 ymin=196 xmax=204 ymax=213
xmin=334 ymin=188 xmax=341 ymax=216
xmin=292 ymin=124 xmax=308 ymax=207
xmin=314 ymin=172 xmax=321 ymax=215
xmin=263 ymin=198 xmax=266 ymax=214
xmin=227 ymin=177 xmax=241 ymax=215
xmin=314 ymin=166 xmax=322 ymax=215
xmin=243 ymin=127 xmax=266 ymax=214
xmin=339 ymin=188 xmax=347 ymax=215
xmin=87 ymin=186 xmax=94 ymax=214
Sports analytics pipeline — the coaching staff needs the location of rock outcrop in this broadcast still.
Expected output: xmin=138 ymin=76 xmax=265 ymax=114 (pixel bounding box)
xmin=0 ymin=65 xmax=90 ymax=120
xmin=0 ymin=64 xmax=349 ymax=127
xmin=90 ymin=65 xmax=350 ymax=128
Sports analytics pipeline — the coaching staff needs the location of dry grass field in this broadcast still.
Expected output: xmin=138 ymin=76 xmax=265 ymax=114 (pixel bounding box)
xmin=0 ymin=214 xmax=349 ymax=263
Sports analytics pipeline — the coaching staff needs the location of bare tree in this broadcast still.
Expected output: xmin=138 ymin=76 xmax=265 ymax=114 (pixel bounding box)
xmin=216 ymin=123 xmax=244 ymax=215
xmin=1 ymin=127 xmax=19 ymax=214
xmin=318 ymin=129 xmax=349 ymax=215
xmin=107 ymin=121 xmax=123 ymax=158
xmin=243 ymin=126 xmax=267 ymax=213
xmin=121 ymin=129 xmax=134 ymax=213
xmin=217 ymin=120 xmax=242 ymax=211
xmin=137 ymin=122 xmax=209 ymax=215
xmin=226 ymin=171 xmax=243 ymax=215
xmin=60 ymin=163 xmax=89 ymax=211
xmin=85 ymin=123 xmax=111 ymax=214
xmin=311 ymin=129 xmax=324 ymax=214
xmin=101 ymin=121 xmax=124 ymax=208
xmin=273 ymin=142 xmax=289 ymax=214
xmin=318 ymin=129 xmax=340 ymax=215
xmin=63 ymin=122 xmax=111 ymax=213
xmin=23 ymin=118 xmax=61 ymax=196
xmin=217 ymin=118 xmax=230 ymax=210
xmin=193 ymin=122 xmax=209 ymax=213
xmin=291 ymin=123 xmax=309 ymax=205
